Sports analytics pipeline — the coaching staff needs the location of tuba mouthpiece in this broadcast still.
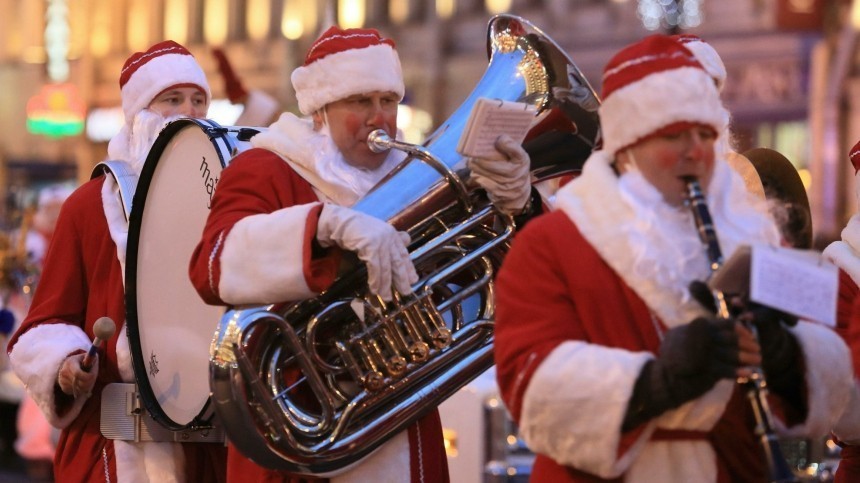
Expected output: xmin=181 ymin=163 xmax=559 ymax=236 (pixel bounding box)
xmin=367 ymin=129 xmax=393 ymax=153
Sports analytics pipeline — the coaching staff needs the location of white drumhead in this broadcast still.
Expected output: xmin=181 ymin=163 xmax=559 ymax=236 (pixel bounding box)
xmin=127 ymin=119 xmax=241 ymax=429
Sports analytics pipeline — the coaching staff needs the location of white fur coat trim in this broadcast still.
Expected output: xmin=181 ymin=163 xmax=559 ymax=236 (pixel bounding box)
xmin=218 ymin=202 xmax=319 ymax=305
xmin=519 ymin=341 xmax=733 ymax=479
xmin=101 ymin=175 xmax=130 ymax=282
xmin=330 ymin=431 xmax=410 ymax=483
xmin=115 ymin=325 xmax=135 ymax=383
xmin=9 ymin=323 xmax=90 ymax=428
xmin=251 ymin=113 xmax=354 ymax=206
xmin=554 ymin=151 xmax=708 ymax=327
xmin=519 ymin=341 xmax=652 ymax=478
xmin=98 ymin=175 xmax=136 ymax=384
xmin=623 ymin=439 xmax=720 ymax=482
xmin=115 ymin=439 xmax=185 ymax=483
xmin=823 ymin=214 xmax=860 ymax=285
xmin=776 ymin=321 xmax=852 ymax=438
xmin=833 ymin=383 xmax=860 ymax=444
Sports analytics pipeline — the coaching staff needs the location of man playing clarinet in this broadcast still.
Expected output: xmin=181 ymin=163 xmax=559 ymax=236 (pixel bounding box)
xmin=493 ymin=34 xmax=853 ymax=482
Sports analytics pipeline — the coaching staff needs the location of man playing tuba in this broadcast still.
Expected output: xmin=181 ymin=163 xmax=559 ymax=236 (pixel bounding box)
xmin=493 ymin=34 xmax=852 ymax=482
xmin=189 ymin=26 xmax=534 ymax=483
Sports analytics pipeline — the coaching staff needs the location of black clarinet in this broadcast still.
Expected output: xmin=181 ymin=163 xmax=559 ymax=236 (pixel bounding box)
xmin=682 ymin=176 xmax=797 ymax=483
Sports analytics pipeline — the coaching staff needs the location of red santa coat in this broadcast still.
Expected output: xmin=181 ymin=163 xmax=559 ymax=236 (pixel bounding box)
xmin=825 ymin=227 xmax=860 ymax=483
xmin=188 ymin=128 xmax=448 ymax=483
xmin=6 ymin=178 xmax=225 ymax=482
xmin=494 ymin=152 xmax=852 ymax=482
xmin=832 ymin=274 xmax=860 ymax=483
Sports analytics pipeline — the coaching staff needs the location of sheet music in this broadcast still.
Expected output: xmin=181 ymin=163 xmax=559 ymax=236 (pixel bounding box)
xmin=749 ymin=244 xmax=838 ymax=327
xmin=457 ymin=98 xmax=536 ymax=161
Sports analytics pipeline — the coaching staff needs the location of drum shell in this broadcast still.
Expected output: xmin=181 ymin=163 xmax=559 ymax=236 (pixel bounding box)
xmin=125 ymin=118 xmax=254 ymax=431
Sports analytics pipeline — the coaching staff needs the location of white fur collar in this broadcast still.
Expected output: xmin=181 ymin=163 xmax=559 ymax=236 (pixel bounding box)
xmin=555 ymin=151 xmax=780 ymax=327
xmin=101 ymin=177 xmax=129 ymax=282
xmin=250 ymin=112 xmax=405 ymax=206
xmin=102 ymin=109 xmax=177 ymax=276
xmin=824 ymin=214 xmax=860 ymax=285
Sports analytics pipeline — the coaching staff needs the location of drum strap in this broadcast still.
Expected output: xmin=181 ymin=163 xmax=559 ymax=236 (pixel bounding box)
xmin=100 ymin=383 xmax=225 ymax=443
xmin=91 ymin=160 xmax=138 ymax=223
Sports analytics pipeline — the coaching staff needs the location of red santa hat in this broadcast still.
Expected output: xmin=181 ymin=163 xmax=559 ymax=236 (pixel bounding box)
xmin=291 ymin=26 xmax=404 ymax=115
xmin=598 ymin=35 xmax=726 ymax=156
xmin=119 ymin=40 xmax=210 ymax=124
xmin=850 ymin=139 xmax=860 ymax=174
xmin=672 ymin=34 xmax=727 ymax=92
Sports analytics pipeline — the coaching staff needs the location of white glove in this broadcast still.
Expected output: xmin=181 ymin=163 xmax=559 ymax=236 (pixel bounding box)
xmin=316 ymin=204 xmax=418 ymax=301
xmin=467 ymin=134 xmax=531 ymax=215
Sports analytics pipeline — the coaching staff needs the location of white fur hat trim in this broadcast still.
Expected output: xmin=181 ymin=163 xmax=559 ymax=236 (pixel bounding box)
xmin=291 ymin=43 xmax=404 ymax=115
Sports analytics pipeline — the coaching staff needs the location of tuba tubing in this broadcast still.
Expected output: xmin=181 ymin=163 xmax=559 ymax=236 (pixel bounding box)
xmin=208 ymin=14 xmax=600 ymax=475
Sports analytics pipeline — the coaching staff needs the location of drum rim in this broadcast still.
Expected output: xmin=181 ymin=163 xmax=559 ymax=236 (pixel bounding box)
xmin=124 ymin=117 xmax=233 ymax=431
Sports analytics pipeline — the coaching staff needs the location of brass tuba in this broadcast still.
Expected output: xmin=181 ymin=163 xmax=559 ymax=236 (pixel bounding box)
xmin=208 ymin=14 xmax=600 ymax=475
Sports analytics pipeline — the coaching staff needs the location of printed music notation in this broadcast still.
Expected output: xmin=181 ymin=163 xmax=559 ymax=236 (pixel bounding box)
xmin=457 ymin=98 xmax=536 ymax=161
xmin=750 ymin=245 xmax=838 ymax=327
xmin=711 ymin=244 xmax=838 ymax=327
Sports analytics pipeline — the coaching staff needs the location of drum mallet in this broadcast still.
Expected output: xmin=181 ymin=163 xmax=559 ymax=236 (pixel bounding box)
xmin=81 ymin=317 xmax=116 ymax=372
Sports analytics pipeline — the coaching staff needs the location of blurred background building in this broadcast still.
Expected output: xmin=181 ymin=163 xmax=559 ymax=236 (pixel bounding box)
xmin=0 ymin=0 xmax=855 ymax=243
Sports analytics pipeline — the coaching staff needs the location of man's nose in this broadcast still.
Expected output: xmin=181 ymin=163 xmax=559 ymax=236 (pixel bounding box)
xmin=367 ymin=103 xmax=386 ymax=127
xmin=684 ymin=132 xmax=708 ymax=158
xmin=176 ymin=99 xmax=198 ymax=117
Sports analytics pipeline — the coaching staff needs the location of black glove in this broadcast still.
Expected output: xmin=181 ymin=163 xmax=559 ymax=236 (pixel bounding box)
xmin=689 ymin=280 xmax=718 ymax=315
xmin=622 ymin=317 xmax=740 ymax=431
xmin=512 ymin=186 xmax=544 ymax=229
xmin=743 ymin=303 xmax=805 ymax=413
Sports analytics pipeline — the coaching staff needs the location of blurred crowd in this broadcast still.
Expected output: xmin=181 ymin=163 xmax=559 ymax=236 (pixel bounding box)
xmin=0 ymin=184 xmax=73 ymax=482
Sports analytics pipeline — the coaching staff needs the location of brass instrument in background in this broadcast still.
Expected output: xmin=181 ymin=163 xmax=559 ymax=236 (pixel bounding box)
xmin=208 ymin=14 xmax=601 ymax=475
xmin=683 ymin=176 xmax=798 ymax=483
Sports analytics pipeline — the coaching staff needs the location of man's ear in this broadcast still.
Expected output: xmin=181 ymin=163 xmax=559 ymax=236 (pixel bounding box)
xmin=614 ymin=149 xmax=632 ymax=174
xmin=312 ymin=111 xmax=323 ymax=130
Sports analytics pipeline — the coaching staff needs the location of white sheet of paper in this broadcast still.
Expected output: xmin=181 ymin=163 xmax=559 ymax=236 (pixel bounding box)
xmin=457 ymin=98 xmax=536 ymax=161
xmin=749 ymin=244 xmax=838 ymax=327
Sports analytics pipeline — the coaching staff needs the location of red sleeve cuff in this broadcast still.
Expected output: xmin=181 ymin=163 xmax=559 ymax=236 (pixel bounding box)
xmin=303 ymin=203 xmax=341 ymax=293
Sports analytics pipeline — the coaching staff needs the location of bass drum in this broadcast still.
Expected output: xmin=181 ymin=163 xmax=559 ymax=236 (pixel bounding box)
xmin=125 ymin=118 xmax=258 ymax=431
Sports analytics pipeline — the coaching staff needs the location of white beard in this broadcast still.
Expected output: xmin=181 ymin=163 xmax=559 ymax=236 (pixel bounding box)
xmin=107 ymin=110 xmax=183 ymax=177
xmin=555 ymin=152 xmax=781 ymax=327
xmin=102 ymin=110 xmax=185 ymax=281
xmin=312 ymin=123 xmax=404 ymax=205
xmin=250 ymin=113 xmax=406 ymax=207
xmin=614 ymin=169 xmax=713 ymax=310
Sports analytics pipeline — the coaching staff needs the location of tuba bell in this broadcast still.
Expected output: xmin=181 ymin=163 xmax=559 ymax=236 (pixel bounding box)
xmin=208 ymin=14 xmax=601 ymax=475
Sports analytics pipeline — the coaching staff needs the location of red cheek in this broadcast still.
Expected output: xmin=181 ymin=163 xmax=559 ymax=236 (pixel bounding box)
xmin=656 ymin=152 xmax=678 ymax=169
xmin=343 ymin=113 xmax=363 ymax=138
